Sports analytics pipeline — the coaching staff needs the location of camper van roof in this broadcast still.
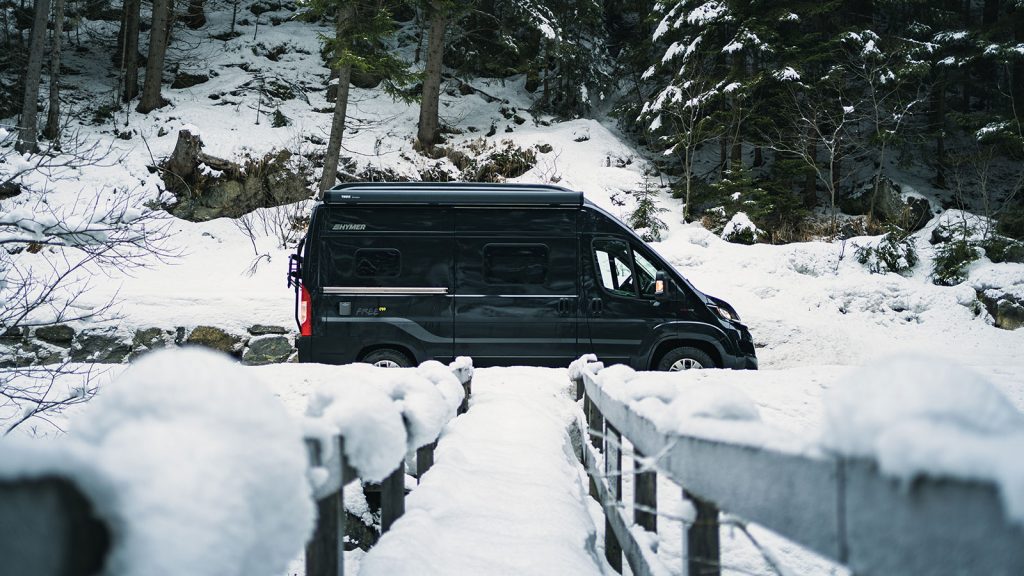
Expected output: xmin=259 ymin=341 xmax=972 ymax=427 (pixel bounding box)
xmin=323 ymin=182 xmax=584 ymax=207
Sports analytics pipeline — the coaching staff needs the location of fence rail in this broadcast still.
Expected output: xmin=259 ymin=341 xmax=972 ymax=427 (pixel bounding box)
xmin=573 ymin=358 xmax=1024 ymax=576
xmin=0 ymin=361 xmax=473 ymax=576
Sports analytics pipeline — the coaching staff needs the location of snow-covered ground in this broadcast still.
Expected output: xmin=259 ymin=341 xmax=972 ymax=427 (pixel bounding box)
xmin=4 ymin=5 xmax=1024 ymax=575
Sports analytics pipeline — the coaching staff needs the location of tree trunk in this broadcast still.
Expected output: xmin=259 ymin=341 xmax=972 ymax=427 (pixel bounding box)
xmin=933 ymin=78 xmax=947 ymax=187
xmin=43 ymin=0 xmax=64 ymax=141
xmin=319 ymin=1 xmax=356 ymax=196
xmin=804 ymin=125 xmax=817 ymax=208
xmin=122 ymin=0 xmax=141 ymax=101
xmin=16 ymin=0 xmax=51 ymax=153
xmin=1013 ymin=4 xmax=1024 ymax=117
xmin=185 ymin=0 xmax=205 ymax=28
xmin=417 ymin=0 xmax=447 ymax=149
xmin=718 ymin=136 xmax=727 ymax=179
xmin=137 ymin=0 xmax=171 ymax=113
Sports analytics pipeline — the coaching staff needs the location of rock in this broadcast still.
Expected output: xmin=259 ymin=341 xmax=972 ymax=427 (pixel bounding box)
xmin=350 ymin=67 xmax=382 ymax=89
xmin=71 ymin=328 xmax=131 ymax=363
xmin=536 ymin=143 xmax=553 ymax=154
xmin=248 ymin=324 xmax=289 ymax=336
xmin=979 ymin=292 xmax=1024 ymax=330
xmin=1 ymin=327 xmax=28 ymax=341
xmin=0 ymin=180 xmax=21 ymax=199
xmin=242 ymin=335 xmax=293 ymax=365
xmin=34 ymin=324 xmax=75 ymax=347
xmin=996 ymin=298 xmax=1024 ymax=330
xmin=171 ymin=71 xmax=210 ymax=89
xmin=186 ymin=326 xmax=244 ymax=355
xmin=839 ymin=178 xmax=932 ymax=232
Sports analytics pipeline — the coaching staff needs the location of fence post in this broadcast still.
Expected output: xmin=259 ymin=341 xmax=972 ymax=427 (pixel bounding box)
xmin=380 ymin=466 xmax=405 ymax=533
xmin=605 ymin=422 xmax=623 ymax=573
xmin=458 ymin=372 xmax=472 ymax=415
xmin=685 ymin=490 xmax=720 ymax=576
xmin=306 ymin=435 xmax=346 ymax=576
xmin=0 ymin=477 xmax=110 ymax=576
xmin=416 ymin=441 xmax=436 ymax=479
xmin=634 ymin=448 xmax=657 ymax=534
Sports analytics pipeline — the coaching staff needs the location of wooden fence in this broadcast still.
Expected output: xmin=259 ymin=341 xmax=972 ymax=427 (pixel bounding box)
xmin=0 ymin=362 xmax=473 ymax=576
xmin=572 ymin=358 xmax=1024 ymax=576
xmin=305 ymin=363 xmax=473 ymax=576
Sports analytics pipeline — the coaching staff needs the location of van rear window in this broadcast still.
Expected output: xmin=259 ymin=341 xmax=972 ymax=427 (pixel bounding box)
xmin=484 ymin=244 xmax=548 ymax=285
xmin=355 ymin=249 xmax=401 ymax=278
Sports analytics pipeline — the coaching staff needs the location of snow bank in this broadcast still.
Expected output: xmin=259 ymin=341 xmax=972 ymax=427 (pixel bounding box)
xmin=1 ymin=348 xmax=315 ymax=576
xmin=821 ymin=354 xmax=1024 ymax=525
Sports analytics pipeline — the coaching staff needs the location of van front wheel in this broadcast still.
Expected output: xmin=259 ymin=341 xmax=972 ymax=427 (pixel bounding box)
xmin=362 ymin=349 xmax=412 ymax=368
xmin=657 ymin=347 xmax=715 ymax=371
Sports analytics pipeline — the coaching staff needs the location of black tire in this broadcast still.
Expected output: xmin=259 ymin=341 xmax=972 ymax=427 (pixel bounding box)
xmin=656 ymin=346 xmax=715 ymax=371
xmin=362 ymin=348 xmax=412 ymax=368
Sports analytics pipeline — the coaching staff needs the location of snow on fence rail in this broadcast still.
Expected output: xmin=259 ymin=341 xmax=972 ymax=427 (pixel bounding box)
xmin=303 ymin=357 xmax=473 ymax=576
xmin=0 ymin=349 xmax=473 ymax=576
xmin=570 ymin=356 xmax=1024 ymax=576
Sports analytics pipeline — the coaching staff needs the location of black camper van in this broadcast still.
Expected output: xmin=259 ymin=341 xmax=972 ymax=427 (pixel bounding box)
xmin=288 ymin=182 xmax=756 ymax=371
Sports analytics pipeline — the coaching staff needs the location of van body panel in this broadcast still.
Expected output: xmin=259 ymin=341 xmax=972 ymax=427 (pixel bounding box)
xmin=452 ymin=208 xmax=579 ymax=366
xmin=293 ymin=183 xmax=757 ymax=371
xmin=312 ymin=206 xmax=454 ymax=364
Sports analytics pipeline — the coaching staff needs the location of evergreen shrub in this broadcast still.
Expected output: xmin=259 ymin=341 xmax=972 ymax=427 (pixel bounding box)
xmin=855 ymin=232 xmax=919 ymax=275
xmin=932 ymin=239 xmax=980 ymax=286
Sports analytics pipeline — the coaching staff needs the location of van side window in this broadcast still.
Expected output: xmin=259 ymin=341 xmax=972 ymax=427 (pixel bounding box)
xmin=593 ymin=238 xmax=636 ymax=297
xmin=484 ymin=244 xmax=548 ymax=285
xmin=355 ymin=248 xmax=401 ymax=278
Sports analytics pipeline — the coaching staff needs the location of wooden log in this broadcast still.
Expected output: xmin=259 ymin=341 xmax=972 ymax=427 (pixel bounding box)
xmin=0 ymin=477 xmax=110 ymax=576
xmin=306 ymin=436 xmax=346 ymax=576
xmin=634 ymin=448 xmax=657 ymax=533
xmin=417 ymin=441 xmax=436 ymax=479
xmin=380 ymin=466 xmax=405 ymax=533
xmin=685 ymin=490 xmax=720 ymax=576
xmin=605 ymin=423 xmax=623 ymax=573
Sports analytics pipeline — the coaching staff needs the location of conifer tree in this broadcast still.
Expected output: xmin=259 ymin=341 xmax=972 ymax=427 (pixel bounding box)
xmin=628 ymin=176 xmax=668 ymax=242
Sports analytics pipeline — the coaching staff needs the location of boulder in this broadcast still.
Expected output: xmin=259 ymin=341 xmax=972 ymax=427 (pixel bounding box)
xmin=171 ymin=71 xmax=210 ymax=89
xmin=186 ymin=326 xmax=244 ymax=355
xmin=242 ymin=335 xmax=293 ymax=365
xmin=71 ymin=328 xmax=131 ymax=363
xmin=248 ymin=324 xmax=289 ymax=336
xmin=979 ymin=291 xmax=1024 ymax=331
xmin=34 ymin=324 xmax=75 ymax=347
xmin=996 ymin=298 xmax=1024 ymax=331
xmin=840 ymin=178 xmax=932 ymax=232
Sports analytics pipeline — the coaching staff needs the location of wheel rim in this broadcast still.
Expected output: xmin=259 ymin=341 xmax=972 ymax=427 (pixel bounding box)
xmin=669 ymin=358 xmax=703 ymax=371
xmin=373 ymin=359 xmax=401 ymax=368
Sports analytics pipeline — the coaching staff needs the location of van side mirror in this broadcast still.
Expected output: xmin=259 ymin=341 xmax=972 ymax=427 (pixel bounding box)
xmin=654 ymin=271 xmax=670 ymax=301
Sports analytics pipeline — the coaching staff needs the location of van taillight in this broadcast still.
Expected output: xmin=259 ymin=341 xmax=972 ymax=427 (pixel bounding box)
xmin=298 ymin=285 xmax=312 ymax=336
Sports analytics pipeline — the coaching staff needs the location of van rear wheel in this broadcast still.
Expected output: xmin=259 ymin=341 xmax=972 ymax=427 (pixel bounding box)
xmin=657 ymin=347 xmax=715 ymax=371
xmin=363 ymin=349 xmax=412 ymax=368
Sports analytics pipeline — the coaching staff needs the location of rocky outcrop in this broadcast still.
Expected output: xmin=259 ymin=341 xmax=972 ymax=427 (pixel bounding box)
xmin=840 ymin=178 xmax=932 ymax=232
xmin=160 ymin=130 xmax=312 ymax=222
xmin=0 ymin=324 xmax=297 ymax=368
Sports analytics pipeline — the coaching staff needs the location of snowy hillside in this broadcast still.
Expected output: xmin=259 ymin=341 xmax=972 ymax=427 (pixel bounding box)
xmin=1 ymin=0 xmax=1022 ymax=432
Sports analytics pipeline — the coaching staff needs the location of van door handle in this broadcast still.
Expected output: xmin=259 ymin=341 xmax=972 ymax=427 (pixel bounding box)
xmin=590 ymin=298 xmax=603 ymax=316
xmin=557 ymin=298 xmax=572 ymax=316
